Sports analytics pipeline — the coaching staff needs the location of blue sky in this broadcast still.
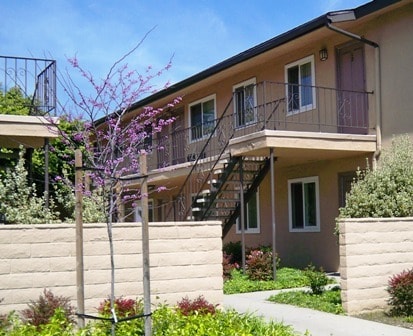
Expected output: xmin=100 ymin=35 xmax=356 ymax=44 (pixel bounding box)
xmin=0 ymin=0 xmax=367 ymax=109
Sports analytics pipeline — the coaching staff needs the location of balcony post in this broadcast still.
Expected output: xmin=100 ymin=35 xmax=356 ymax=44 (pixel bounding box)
xmin=270 ymin=148 xmax=277 ymax=280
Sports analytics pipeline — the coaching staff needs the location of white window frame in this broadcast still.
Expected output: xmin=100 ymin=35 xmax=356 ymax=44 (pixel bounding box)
xmin=285 ymin=55 xmax=316 ymax=115
xmin=236 ymin=189 xmax=260 ymax=234
xmin=134 ymin=199 xmax=154 ymax=222
xmin=233 ymin=78 xmax=257 ymax=128
xmin=188 ymin=94 xmax=216 ymax=142
xmin=288 ymin=176 xmax=320 ymax=232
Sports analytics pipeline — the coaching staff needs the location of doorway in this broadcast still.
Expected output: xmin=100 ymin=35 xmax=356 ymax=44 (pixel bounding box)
xmin=336 ymin=42 xmax=368 ymax=134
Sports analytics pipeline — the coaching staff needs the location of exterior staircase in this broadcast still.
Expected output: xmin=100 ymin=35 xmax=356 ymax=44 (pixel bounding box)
xmin=168 ymin=89 xmax=276 ymax=237
xmin=192 ymin=156 xmax=270 ymax=237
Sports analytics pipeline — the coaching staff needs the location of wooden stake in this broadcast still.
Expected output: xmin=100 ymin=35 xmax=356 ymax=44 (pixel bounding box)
xmin=75 ymin=149 xmax=85 ymax=328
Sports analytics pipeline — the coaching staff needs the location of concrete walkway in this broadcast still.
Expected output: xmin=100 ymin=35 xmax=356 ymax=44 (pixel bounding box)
xmin=223 ymin=290 xmax=413 ymax=336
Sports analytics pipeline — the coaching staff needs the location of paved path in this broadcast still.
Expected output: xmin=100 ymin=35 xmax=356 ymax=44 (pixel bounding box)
xmin=223 ymin=290 xmax=413 ymax=336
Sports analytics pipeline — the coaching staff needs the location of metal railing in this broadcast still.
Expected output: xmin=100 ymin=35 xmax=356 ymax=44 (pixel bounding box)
xmin=149 ymin=81 xmax=374 ymax=172
xmin=134 ymin=81 xmax=373 ymax=221
xmin=0 ymin=56 xmax=57 ymax=115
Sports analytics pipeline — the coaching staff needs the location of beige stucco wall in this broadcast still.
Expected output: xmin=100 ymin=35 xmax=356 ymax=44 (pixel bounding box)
xmin=224 ymin=154 xmax=369 ymax=272
xmin=0 ymin=221 xmax=223 ymax=315
xmin=338 ymin=218 xmax=413 ymax=315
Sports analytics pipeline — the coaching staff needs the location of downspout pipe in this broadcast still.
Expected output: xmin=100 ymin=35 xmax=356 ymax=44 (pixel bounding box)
xmin=326 ymin=16 xmax=382 ymax=169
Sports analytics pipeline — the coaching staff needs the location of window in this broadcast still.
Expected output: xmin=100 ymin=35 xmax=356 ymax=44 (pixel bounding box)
xmin=236 ymin=190 xmax=260 ymax=234
xmin=233 ymin=78 xmax=256 ymax=128
xmin=288 ymin=176 xmax=320 ymax=232
xmin=285 ymin=55 xmax=315 ymax=114
xmin=134 ymin=199 xmax=154 ymax=222
xmin=189 ymin=95 xmax=216 ymax=141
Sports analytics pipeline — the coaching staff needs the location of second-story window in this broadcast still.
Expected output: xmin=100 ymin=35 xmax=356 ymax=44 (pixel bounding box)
xmin=233 ymin=78 xmax=256 ymax=128
xmin=285 ymin=55 xmax=315 ymax=114
xmin=189 ymin=94 xmax=216 ymax=141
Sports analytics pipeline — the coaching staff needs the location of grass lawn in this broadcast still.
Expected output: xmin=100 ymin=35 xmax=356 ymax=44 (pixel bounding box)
xmin=267 ymin=287 xmax=344 ymax=314
xmin=224 ymin=268 xmax=309 ymax=294
xmin=225 ymin=267 xmax=413 ymax=330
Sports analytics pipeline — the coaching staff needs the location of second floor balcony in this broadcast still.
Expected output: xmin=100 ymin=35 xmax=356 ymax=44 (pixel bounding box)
xmin=148 ymin=81 xmax=375 ymax=172
xmin=0 ymin=55 xmax=56 ymax=115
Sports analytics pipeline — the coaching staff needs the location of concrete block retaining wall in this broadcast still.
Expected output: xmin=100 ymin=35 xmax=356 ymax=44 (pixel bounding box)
xmin=0 ymin=221 xmax=223 ymax=314
xmin=338 ymin=218 xmax=413 ymax=315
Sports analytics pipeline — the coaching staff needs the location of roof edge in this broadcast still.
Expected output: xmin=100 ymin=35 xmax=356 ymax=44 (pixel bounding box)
xmin=96 ymin=0 xmax=401 ymax=125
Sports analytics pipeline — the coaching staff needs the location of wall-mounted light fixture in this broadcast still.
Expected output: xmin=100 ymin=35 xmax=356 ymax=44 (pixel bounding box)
xmin=319 ymin=48 xmax=328 ymax=61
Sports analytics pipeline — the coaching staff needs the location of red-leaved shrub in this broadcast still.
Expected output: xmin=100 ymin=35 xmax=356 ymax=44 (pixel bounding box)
xmin=245 ymin=249 xmax=274 ymax=281
xmin=223 ymin=252 xmax=240 ymax=280
xmin=21 ymin=289 xmax=75 ymax=328
xmin=176 ymin=296 xmax=217 ymax=316
xmin=387 ymin=268 xmax=413 ymax=316
xmin=98 ymin=297 xmax=142 ymax=318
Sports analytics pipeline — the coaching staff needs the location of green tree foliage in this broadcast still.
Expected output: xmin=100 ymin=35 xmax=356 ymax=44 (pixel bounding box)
xmin=339 ymin=135 xmax=413 ymax=218
xmin=0 ymin=87 xmax=31 ymax=115
xmin=53 ymin=173 xmax=106 ymax=223
xmin=0 ymin=147 xmax=105 ymax=224
xmin=32 ymin=117 xmax=81 ymax=184
xmin=0 ymin=148 xmax=59 ymax=224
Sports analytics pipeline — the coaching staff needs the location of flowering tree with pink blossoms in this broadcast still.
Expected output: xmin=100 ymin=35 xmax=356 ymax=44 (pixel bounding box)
xmin=57 ymin=37 xmax=180 ymax=335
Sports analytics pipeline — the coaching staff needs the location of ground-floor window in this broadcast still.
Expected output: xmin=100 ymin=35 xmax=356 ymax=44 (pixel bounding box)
xmin=134 ymin=199 xmax=154 ymax=222
xmin=288 ymin=176 xmax=320 ymax=232
xmin=236 ymin=190 xmax=260 ymax=234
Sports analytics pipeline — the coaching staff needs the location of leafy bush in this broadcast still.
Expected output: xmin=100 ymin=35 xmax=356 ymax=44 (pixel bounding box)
xmin=223 ymin=252 xmax=239 ymax=280
xmin=223 ymin=241 xmax=242 ymax=265
xmin=92 ymin=297 xmax=144 ymax=335
xmin=0 ymin=148 xmax=60 ymax=224
xmin=20 ymin=289 xmax=74 ymax=328
xmin=98 ymin=296 xmax=143 ymax=319
xmin=2 ymin=301 xmax=298 ymax=336
xmin=387 ymin=268 xmax=413 ymax=316
xmin=53 ymin=171 xmax=106 ymax=223
xmin=339 ymin=135 xmax=413 ymax=219
xmin=246 ymin=248 xmax=275 ymax=281
xmin=304 ymin=264 xmax=329 ymax=295
xmin=3 ymin=309 xmax=74 ymax=336
xmin=152 ymin=305 xmax=296 ymax=336
xmin=176 ymin=295 xmax=217 ymax=316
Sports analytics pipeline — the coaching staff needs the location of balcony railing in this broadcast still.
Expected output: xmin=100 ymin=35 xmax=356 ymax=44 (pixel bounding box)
xmin=0 ymin=56 xmax=56 ymax=115
xmin=148 ymin=81 xmax=374 ymax=171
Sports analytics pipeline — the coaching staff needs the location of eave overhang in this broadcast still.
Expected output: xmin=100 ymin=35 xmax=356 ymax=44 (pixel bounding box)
xmin=97 ymin=0 xmax=401 ymax=124
xmin=0 ymin=115 xmax=59 ymax=148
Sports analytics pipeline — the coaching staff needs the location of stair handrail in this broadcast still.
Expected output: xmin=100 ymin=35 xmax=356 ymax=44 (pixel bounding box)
xmin=165 ymin=95 xmax=234 ymax=220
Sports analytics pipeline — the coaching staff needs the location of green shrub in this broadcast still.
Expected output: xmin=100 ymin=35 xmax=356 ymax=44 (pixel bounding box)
xmin=339 ymin=135 xmax=413 ymax=219
xmin=20 ymin=289 xmax=74 ymax=329
xmin=0 ymin=149 xmax=60 ymax=224
xmin=152 ymin=305 xmax=296 ymax=336
xmin=2 ymin=301 xmax=298 ymax=336
xmin=304 ymin=264 xmax=328 ymax=295
xmin=387 ymin=268 xmax=413 ymax=316
xmin=3 ymin=309 xmax=74 ymax=336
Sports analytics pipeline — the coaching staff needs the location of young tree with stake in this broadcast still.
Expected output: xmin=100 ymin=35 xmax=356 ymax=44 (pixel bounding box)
xmin=57 ymin=36 xmax=180 ymax=335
